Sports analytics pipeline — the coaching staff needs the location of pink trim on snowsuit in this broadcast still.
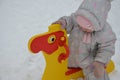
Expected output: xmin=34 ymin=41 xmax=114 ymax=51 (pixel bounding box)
xmin=76 ymin=15 xmax=94 ymax=43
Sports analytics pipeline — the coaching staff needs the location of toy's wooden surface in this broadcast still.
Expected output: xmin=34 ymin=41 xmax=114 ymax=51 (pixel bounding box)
xmin=28 ymin=24 xmax=115 ymax=80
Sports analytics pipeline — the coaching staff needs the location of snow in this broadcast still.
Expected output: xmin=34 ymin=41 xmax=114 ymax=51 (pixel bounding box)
xmin=0 ymin=0 xmax=120 ymax=80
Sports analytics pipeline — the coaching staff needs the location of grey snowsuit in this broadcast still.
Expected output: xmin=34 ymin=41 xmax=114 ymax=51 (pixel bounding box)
xmin=58 ymin=0 xmax=116 ymax=80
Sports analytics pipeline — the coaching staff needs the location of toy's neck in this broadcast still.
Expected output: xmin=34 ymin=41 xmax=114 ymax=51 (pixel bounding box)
xmin=42 ymin=51 xmax=69 ymax=80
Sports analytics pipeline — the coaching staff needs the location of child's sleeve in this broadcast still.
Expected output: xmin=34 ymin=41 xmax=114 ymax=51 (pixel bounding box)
xmin=94 ymin=24 xmax=117 ymax=65
xmin=58 ymin=14 xmax=76 ymax=34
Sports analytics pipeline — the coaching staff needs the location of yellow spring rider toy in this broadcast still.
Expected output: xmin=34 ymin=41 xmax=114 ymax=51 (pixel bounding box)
xmin=28 ymin=24 xmax=115 ymax=80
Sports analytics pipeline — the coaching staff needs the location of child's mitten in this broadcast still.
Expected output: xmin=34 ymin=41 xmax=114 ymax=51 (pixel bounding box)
xmin=92 ymin=61 xmax=105 ymax=78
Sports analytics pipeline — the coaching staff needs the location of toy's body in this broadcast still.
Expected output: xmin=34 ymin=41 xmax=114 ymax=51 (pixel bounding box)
xmin=28 ymin=24 xmax=115 ymax=80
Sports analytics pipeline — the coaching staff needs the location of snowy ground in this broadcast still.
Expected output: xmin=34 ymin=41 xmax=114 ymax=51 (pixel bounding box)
xmin=0 ymin=0 xmax=120 ymax=80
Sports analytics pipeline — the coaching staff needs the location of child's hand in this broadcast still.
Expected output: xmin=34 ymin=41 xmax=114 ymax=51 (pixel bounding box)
xmin=52 ymin=19 xmax=66 ymax=29
xmin=92 ymin=61 xmax=105 ymax=78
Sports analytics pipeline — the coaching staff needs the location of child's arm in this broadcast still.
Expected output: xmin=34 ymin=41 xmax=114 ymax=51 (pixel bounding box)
xmin=94 ymin=24 xmax=116 ymax=65
xmin=92 ymin=23 xmax=116 ymax=78
xmin=53 ymin=14 xmax=76 ymax=34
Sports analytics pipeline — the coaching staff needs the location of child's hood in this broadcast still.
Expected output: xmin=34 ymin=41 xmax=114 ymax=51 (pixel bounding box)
xmin=75 ymin=0 xmax=113 ymax=31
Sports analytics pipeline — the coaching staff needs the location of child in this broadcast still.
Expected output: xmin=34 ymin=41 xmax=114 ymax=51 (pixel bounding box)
xmin=52 ymin=0 xmax=116 ymax=80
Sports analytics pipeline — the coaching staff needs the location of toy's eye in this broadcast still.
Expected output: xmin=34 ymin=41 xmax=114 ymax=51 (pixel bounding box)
xmin=48 ymin=35 xmax=56 ymax=44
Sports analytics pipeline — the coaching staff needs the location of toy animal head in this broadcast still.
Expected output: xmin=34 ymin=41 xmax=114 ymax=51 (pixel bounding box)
xmin=28 ymin=24 xmax=69 ymax=63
